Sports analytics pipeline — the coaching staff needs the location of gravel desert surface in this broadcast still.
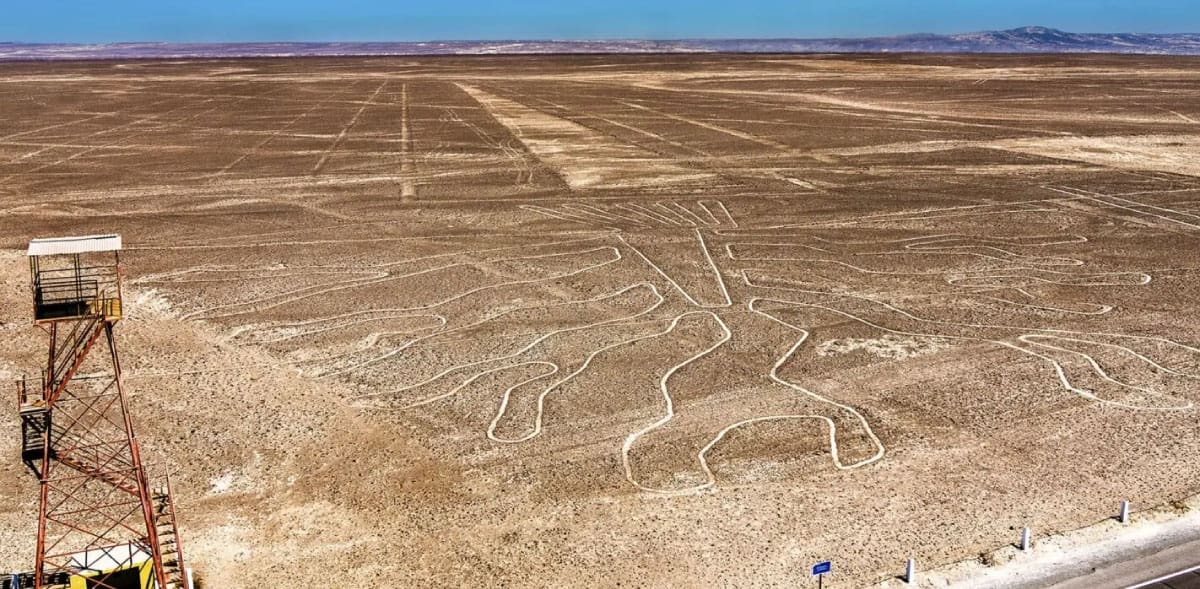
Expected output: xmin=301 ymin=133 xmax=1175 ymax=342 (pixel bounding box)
xmin=1 ymin=54 xmax=1199 ymax=587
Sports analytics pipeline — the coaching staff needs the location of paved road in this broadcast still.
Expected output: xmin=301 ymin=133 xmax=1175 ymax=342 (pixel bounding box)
xmin=1048 ymin=536 xmax=1200 ymax=589
xmin=1128 ymin=565 xmax=1200 ymax=589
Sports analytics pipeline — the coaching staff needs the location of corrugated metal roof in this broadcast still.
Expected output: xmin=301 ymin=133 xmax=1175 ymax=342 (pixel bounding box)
xmin=27 ymin=234 xmax=122 ymax=257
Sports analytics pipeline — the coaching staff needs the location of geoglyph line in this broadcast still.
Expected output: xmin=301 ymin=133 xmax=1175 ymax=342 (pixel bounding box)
xmin=212 ymin=101 xmax=325 ymax=177
xmin=976 ymin=295 xmax=1113 ymax=316
xmin=714 ymin=200 xmax=738 ymax=228
xmin=229 ymin=311 xmax=447 ymax=345
xmin=458 ymin=83 xmax=713 ymax=189
xmin=616 ymin=203 xmax=676 ymax=225
xmin=366 ymin=282 xmax=665 ymax=400
xmin=181 ymin=239 xmax=616 ymax=321
xmin=311 ymin=81 xmax=387 ymax=175
xmin=485 ymin=315 xmax=692 ymax=442
xmin=740 ymin=269 xmax=1200 ymax=356
xmin=624 ymin=301 xmax=888 ymax=495
xmin=695 ymin=201 xmax=723 ymax=226
xmin=618 ymin=100 xmax=793 ymax=152
xmin=1049 ymin=185 xmax=1200 ymax=231
xmin=618 ymin=233 xmax=733 ymax=308
xmin=2 ymin=89 xmax=226 ymax=165
xmin=400 ymin=83 xmax=417 ymax=198
xmin=1047 ymin=186 xmax=1200 ymax=232
xmin=406 ymin=361 xmax=560 ymax=409
xmin=621 ymin=310 xmax=733 ymax=494
xmin=623 ymin=202 xmax=683 ymax=226
xmin=651 ymin=201 xmax=695 ymax=226
xmin=732 ymin=198 xmax=1073 ymax=231
xmin=522 ymin=204 xmax=618 ymax=229
xmin=321 ymin=271 xmax=655 ymax=379
xmin=695 ymin=229 xmax=733 ymax=308
xmin=523 ymin=200 xmax=737 ymax=230
xmin=741 ymin=273 xmax=1196 ymax=411
xmin=2 ymin=84 xmax=280 ymax=183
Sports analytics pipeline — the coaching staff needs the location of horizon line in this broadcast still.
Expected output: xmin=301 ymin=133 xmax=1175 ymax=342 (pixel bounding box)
xmin=5 ymin=26 xmax=1200 ymax=46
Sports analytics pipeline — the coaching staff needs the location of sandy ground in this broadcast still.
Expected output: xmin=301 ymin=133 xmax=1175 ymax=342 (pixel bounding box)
xmin=1 ymin=54 xmax=1200 ymax=587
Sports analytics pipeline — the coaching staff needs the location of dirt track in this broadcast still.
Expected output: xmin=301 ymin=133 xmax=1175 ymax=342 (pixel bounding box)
xmin=1 ymin=54 xmax=1200 ymax=587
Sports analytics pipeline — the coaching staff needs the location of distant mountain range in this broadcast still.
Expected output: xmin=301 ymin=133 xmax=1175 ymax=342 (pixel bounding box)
xmin=3 ymin=27 xmax=1199 ymax=60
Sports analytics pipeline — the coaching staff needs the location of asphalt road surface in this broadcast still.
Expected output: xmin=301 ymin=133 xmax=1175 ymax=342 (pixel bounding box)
xmin=1049 ymin=537 xmax=1200 ymax=589
xmin=1129 ymin=565 xmax=1200 ymax=589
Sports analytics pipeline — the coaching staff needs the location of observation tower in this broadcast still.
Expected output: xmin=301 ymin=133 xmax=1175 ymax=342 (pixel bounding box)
xmin=9 ymin=235 xmax=190 ymax=589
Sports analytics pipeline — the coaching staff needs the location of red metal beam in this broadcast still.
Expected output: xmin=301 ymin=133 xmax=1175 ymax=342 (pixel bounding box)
xmin=24 ymin=256 xmax=188 ymax=589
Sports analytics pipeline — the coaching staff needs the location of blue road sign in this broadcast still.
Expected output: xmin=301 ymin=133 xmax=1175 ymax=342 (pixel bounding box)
xmin=813 ymin=561 xmax=832 ymax=576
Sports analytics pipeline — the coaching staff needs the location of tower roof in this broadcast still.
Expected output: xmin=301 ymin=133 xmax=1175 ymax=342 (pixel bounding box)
xmin=27 ymin=234 xmax=122 ymax=257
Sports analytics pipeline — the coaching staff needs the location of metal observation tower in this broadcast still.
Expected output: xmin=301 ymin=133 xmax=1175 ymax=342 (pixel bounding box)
xmin=9 ymin=235 xmax=190 ymax=589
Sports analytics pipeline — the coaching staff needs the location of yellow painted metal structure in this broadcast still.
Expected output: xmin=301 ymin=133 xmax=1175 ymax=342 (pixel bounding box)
xmin=88 ymin=297 xmax=121 ymax=320
xmin=68 ymin=559 xmax=153 ymax=589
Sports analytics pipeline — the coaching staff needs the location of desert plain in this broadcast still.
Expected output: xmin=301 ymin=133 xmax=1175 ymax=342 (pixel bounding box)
xmin=1 ymin=53 xmax=1200 ymax=587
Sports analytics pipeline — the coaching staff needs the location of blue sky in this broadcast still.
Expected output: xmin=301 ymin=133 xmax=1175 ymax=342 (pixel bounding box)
xmin=5 ymin=0 xmax=1199 ymax=43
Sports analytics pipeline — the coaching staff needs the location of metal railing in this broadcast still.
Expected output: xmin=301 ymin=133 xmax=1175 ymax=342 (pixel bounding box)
xmin=32 ymin=264 xmax=121 ymax=322
xmin=16 ymin=376 xmax=28 ymax=410
xmin=45 ymin=315 xmax=105 ymax=398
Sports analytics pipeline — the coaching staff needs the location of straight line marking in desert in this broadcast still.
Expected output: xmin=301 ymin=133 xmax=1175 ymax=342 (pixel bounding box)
xmin=2 ymin=90 xmax=219 ymax=164
xmin=618 ymin=233 xmax=733 ymax=308
xmin=214 ymin=102 xmax=325 ymax=177
xmin=184 ymin=239 xmax=617 ymax=321
xmin=312 ymin=81 xmax=387 ymax=175
xmin=375 ymin=282 xmax=664 ymax=400
xmin=619 ymin=100 xmax=793 ymax=152
xmin=1048 ymin=185 xmax=1200 ymax=231
xmin=399 ymin=82 xmax=417 ymax=198
xmin=320 ymin=245 xmax=628 ymax=377
xmin=741 ymin=272 xmax=1197 ymax=411
xmin=457 ymin=83 xmax=713 ymax=189
xmin=695 ymin=229 xmax=733 ymax=307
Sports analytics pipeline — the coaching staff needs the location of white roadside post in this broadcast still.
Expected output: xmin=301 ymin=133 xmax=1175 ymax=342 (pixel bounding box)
xmin=1020 ymin=527 xmax=1031 ymax=551
xmin=1119 ymin=501 xmax=1131 ymax=524
xmin=905 ymin=558 xmax=917 ymax=585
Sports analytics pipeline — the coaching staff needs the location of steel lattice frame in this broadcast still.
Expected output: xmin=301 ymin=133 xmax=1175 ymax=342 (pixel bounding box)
xmin=28 ymin=314 xmax=186 ymax=588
